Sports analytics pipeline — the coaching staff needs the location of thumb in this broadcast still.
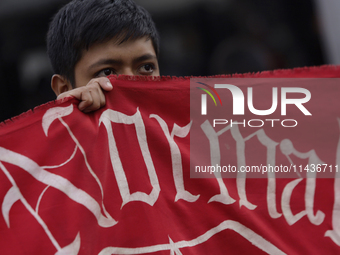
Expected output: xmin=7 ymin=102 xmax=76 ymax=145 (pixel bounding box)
xmin=98 ymin=77 xmax=113 ymax=92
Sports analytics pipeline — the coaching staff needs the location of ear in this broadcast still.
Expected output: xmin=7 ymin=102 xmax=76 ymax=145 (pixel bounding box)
xmin=51 ymin=74 xmax=73 ymax=96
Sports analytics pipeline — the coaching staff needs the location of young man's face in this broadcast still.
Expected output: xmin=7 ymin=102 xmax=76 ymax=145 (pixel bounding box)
xmin=74 ymin=36 xmax=160 ymax=87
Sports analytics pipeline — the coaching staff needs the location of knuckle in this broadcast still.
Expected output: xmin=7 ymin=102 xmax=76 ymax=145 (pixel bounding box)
xmin=92 ymin=77 xmax=108 ymax=84
xmin=87 ymin=83 xmax=99 ymax=90
xmin=83 ymin=95 xmax=93 ymax=105
xmin=100 ymin=98 xmax=106 ymax=107
xmin=90 ymin=99 xmax=100 ymax=110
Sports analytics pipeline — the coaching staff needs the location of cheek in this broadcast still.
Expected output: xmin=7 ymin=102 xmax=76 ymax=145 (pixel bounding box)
xmin=74 ymin=59 xmax=94 ymax=88
xmin=74 ymin=70 xmax=91 ymax=88
xmin=153 ymin=69 xmax=160 ymax=76
xmin=75 ymin=78 xmax=88 ymax=88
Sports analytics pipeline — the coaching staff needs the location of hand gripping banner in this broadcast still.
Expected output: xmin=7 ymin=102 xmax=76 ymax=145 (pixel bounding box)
xmin=0 ymin=65 xmax=340 ymax=254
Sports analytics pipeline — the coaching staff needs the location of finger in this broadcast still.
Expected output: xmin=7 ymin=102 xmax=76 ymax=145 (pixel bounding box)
xmin=78 ymin=90 xmax=94 ymax=111
xmin=57 ymin=87 xmax=86 ymax=101
xmin=87 ymin=83 xmax=106 ymax=108
xmin=57 ymin=91 xmax=76 ymax=100
xmin=84 ymin=90 xmax=103 ymax=112
xmin=56 ymin=78 xmax=110 ymax=113
xmin=97 ymin=85 xmax=106 ymax=108
xmin=81 ymin=86 xmax=107 ymax=112
xmin=95 ymin=77 xmax=113 ymax=91
xmin=84 ymin=80 xmax=107 ymax=110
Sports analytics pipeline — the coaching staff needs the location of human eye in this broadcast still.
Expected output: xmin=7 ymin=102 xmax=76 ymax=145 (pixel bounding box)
xmin=138 ymin=63 xmax=156 ymax=75
xmin=95 ymin=68 xmax=116 ymax=77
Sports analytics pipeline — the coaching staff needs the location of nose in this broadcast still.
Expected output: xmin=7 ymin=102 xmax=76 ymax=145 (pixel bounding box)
xmin=120 ymin=68 xmax=134 ymax=76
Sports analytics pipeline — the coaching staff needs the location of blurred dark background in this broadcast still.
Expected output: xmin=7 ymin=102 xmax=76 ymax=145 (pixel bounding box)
xmin=0 ymin=0 xmax=337 ymax=122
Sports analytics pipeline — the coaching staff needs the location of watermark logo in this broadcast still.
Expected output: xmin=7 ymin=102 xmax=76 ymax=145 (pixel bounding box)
xmin=199 ymin=84 xmax=311 ymax=116
xmin=196 ymin=82 xmax=222 ymax=115
xmin=190 ymin=78 xmax=338 ymax=179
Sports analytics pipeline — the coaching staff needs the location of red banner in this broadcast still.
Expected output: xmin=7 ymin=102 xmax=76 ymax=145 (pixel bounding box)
xmin=0 ymin=66 xmax=340 ymax=254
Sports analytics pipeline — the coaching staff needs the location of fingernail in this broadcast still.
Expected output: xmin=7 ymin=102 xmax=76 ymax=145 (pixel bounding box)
xmin=107 ymin=81 xmax=113 ymax=88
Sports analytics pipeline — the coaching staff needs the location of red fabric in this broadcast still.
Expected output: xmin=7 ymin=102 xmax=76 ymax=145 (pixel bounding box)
xmin=0 ymin=66 xmax=340 ymax=254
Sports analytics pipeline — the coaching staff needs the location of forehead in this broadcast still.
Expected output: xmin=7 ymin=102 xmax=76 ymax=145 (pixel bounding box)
xmin=77 ymin=37 xmax=156 ymax=66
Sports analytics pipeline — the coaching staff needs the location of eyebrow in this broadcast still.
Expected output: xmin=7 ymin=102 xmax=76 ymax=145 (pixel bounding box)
xmin=132 ymin=54 xmax=157 ymax=65
xmin=88 ymin=54 xmax=157 ymax=72
xmin=88 ymin=59 xmax=122 ymax=71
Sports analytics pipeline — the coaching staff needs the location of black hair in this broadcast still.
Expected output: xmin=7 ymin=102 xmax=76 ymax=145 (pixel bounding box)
xmin=47 ymin=0 xmax=160 ymax=86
